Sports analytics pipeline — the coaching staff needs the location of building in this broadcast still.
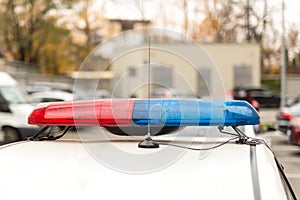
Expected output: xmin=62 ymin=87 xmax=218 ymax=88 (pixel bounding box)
xmin=109 ymin=42 xmax=260 ymax=98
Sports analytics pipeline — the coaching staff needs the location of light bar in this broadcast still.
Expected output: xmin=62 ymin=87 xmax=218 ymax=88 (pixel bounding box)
xmin=28 ymin=99 xmax=260 ymax=126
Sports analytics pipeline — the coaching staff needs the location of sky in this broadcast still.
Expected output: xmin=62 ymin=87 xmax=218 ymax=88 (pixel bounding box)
xmin=272 ymin=0 xmax=300 ymax=31
xmin=98 ymin=0 xmax=300 ymax=32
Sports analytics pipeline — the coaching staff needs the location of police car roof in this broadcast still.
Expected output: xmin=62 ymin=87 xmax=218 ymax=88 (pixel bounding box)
xmin=0 ymin=133 xmax=287 ymax=200
xmin=0 ymin=99 xmax=293 ymax=199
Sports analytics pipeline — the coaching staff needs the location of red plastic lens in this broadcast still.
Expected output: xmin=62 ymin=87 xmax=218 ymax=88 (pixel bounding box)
xmin=28 ymin=99 xmax=135 ymax=126
xmin=100 ymin=99 xmax=134 ymax=126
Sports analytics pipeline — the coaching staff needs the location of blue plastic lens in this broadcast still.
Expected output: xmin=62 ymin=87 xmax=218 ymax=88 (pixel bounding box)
xmin=132 ymin=99 xmax=260 ymax=126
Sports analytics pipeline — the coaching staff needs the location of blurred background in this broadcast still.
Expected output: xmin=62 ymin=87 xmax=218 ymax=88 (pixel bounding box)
xmin=0 ymin=0 xmax=299 ymax=99
xmin=0 ymin=0 xmax=300 ymax=197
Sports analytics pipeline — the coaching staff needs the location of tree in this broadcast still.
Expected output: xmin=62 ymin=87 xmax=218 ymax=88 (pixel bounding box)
xmin=0 ymin=0 xmax=80 ymax=71
xmin=195 ymin=0 xmax=239 ymax=42
xmin=194 ymin=0 xmax=271 ymax=43
xmin=238 ymin=0 xmax=269 ymax=43
xmin=0 ymin=0 xmax=59 ymax=63
xmin=39 ymin=26 xmax=79 ymax=74
xmin=74 ymin=0 xmax=106 ymax=46
xmin=193 ymin=0 xmax=280 ymax=74
xmin=54 ymin=0 xmax=108 ymax=71
xmin=286 ymin=27 xmax=299 ymax=66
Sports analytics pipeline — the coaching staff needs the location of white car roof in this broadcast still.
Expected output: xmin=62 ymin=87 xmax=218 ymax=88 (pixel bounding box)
xmin=30 ymin=90 xmax=74 ymax=102
xmin=0 ymin=72 xmax=17 ymax=86
xmin=0 ymin=130 xmax=288 ymax=200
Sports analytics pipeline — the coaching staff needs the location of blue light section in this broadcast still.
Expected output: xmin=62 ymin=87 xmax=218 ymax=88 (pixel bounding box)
xmin=132 ymin=99 xmax=260 ymax=126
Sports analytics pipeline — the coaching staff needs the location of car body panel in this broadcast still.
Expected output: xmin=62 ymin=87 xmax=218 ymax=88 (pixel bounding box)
xmin=0 ymin=103 xmax=39 ymax=138
xmin=0 ymin=75 xmax=39 ymax=140
xmin=289 ymin=117 xmax=300 ymax=146
xmin=0 ymin=103 xmax=35 ymax=128
xmin=276 ymin=119 xmax=290 ymax=134
xmin=256 ymin=144 xmax=289 ymax=199
xmin=276 ymin=102 xmax=300 ymax=134
xmin=0 ymin=132 xmax=289 ymax=200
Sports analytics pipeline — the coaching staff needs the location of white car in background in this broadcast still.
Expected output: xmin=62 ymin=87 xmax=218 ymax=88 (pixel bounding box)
xmin=26 ymin=81 xmax=88 ymax=100
xmin=30 ymin=90 xmax=74 ymax=104
xmin=0 ymin=72 xmax=38 ymax=144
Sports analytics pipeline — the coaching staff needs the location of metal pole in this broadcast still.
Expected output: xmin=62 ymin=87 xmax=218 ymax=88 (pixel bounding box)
xmin=147 ymin=36 xmax=151 ymax=137
xmin=281 ymin=0 xmax=286 ymax=108
xmin=246 ymin=0 xmax=251 ymax=42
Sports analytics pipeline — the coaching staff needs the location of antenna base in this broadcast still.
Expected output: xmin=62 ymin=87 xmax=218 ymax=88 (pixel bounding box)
xmin=138 ymin=136 xmax=159 ymax=148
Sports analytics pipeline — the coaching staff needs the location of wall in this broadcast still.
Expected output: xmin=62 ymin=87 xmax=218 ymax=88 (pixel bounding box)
xmin=287 ymin=75 xmax=300 ymax=98
xmin=111 ymin=42 xmax=260 ymax=98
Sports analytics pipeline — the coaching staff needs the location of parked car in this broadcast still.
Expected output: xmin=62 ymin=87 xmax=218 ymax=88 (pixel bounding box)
xmin=276 ymin=102 xmax=300 ymax=134
xmin=0 ymin=99 xmax=296 ymax=199
xmin=26 ymin=82 xmax=73 ymax=94
xmin=287 ymin=93 xmax=300 ymax=106
xmin=289 ymin=117 xmax=300 ymax=146
xmin=30 ymin=90 xmax=74 ymax=104
xmin=26 ymin=81 xmax=87 ymax=100
xmin=233 ymin=86 xmax=280 ymax=108
xmin=0 ymin=72 xmax=38 ymax=144
xmin=95 ymin=89 xmax=112 ymax=99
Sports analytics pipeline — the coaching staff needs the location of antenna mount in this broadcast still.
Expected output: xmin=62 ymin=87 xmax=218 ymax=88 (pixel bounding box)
xmin=138 ymin=136 xmax=159 ymax=148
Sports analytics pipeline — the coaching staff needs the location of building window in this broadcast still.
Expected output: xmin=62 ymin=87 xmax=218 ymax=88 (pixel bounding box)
xmin=234 ymin=66 xmax=252 ymax=87
xmin=129 ymin=67 xmax=136 ymax=77
xmin=152 ymin=66 xmax=173 ymax=88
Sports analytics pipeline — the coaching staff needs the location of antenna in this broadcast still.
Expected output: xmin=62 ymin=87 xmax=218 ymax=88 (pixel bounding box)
xmin=147 ymin=35 xmax=151 ymax=138
xmin=138 ymin=36 xmax=159 ymax=148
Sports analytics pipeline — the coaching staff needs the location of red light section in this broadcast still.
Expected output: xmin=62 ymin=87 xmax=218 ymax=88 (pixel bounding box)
xmin=100 ymin=100 xmax=135 ymax=126
xmin=280 ymin=112 xmax=292 ymax=120
xmin=28 ymin=103 xmax=48 ymax=125
xmin=28 ymin=99 xmax=135 ymax=126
